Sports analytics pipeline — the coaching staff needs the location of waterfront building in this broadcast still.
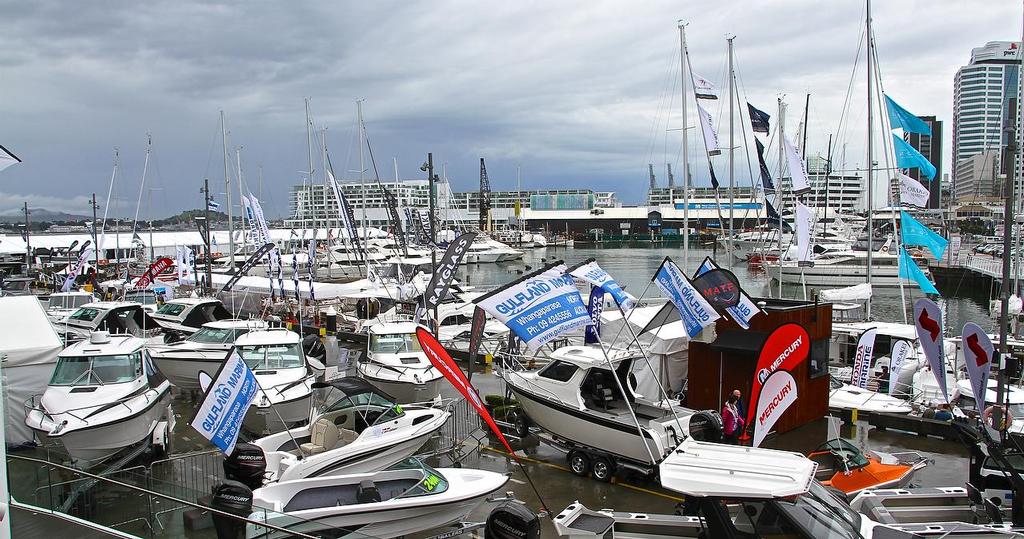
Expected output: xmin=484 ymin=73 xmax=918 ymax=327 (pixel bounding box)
xmin=953 ymin=150 xmax=1001 ymax=200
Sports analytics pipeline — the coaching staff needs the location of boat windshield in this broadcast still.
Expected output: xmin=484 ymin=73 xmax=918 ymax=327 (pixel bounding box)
xmin=819 ymin=439 xmax=869 ymax=469
xmin=370 ymin=333 xmax=422 ymax=354
xmin=155 ymin=303 xmax=187 ymax=317
xmin=392 ymin=459 xmax=449 ymax=499
xmin=50 ymin=352 xmax=142 ymax=386
xmin=125 ymin=292 xmax=157 ymax=305
xmin=323 ymin=391 xmax=404 ymax=425
xmin=189 ymin=326 xmax=247 ymax=344
xmin=774 ymin=481 xmax=862 ymax=538
xmin=48 ymin=295 xmax=93 ymax=310
xmin=68 ymin=307 xmax=101 ymax=323
xmin=237 ymin=343 xmax=304 ymax=370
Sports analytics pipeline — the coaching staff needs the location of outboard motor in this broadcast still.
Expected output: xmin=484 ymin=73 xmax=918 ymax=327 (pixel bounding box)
xmin=210 ymin=480 xmax=253 ymax=539
xmin=686 ymin=410 xmax=724 ymax=443
xmin=222 ymin=442 xmax=267 ymax=490
xmin=485 ymin=502 xmax=540 ymax=539
xmin=302 ymin=334 xmax=327 ymax=364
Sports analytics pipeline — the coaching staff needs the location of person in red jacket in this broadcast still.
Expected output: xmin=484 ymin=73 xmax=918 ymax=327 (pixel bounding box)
xmin=722 ymin=392 xmax=745 ymax=444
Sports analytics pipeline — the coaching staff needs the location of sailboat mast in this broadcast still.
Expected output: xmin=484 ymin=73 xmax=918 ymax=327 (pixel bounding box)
xmin=728 ymin=36 xmax=736 ymax=261
xmin=357 ymin=100 xmax=369 ymax=275
xmin=678 ymin=22 xmax=690 ymax=268
xmin=777 ymin=98 xmax=785 ymax=298
xmin=236 ymin=148 xmax=247 ymax=249
xmin=305 ymin=98 xmax=316 ymax=242
xmin=221 ymin=111 xmax=235 ymax=266
xmin=865 ymin=0 xmax=875 ymax=319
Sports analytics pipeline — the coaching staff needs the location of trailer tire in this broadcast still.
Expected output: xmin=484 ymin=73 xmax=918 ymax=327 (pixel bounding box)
xmin=568 ymin=450 xmax=590 ymax=477
xmin=511 ymin=411 xmax=531 ymax=438
xmin=591 ymin=456 xmax=615 ymax=482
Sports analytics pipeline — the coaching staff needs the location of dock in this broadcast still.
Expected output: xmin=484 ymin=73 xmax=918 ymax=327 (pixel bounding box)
xmin=828 ymin=407 xmax=959 ymax=440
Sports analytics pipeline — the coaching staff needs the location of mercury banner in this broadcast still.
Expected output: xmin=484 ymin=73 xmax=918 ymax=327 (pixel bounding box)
xmin=745 ymin=323 xmax=809 ymax=432
xmin=753 ymin=370 xmax=798 ymax=448
xmin=473 ymin=262 xmax=591 ymax=352
xmin=652 ymin=257 xmax=719 ymax=338
xmin=189 ymin=351 xmax=258 ymax=455
xmin=962 ymin=322 xmax=994 ymax=407
xmin=914 ymin=298 xmax=949 ymax=402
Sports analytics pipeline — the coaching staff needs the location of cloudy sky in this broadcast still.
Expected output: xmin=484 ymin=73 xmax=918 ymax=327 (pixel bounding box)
xmin=2 ymin=1 xmax=1020 ymax=218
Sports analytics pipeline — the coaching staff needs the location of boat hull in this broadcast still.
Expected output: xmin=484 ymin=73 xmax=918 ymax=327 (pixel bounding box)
xmin=767 ymin=263 xmax=919 ymax=288
xmin=150 ymin=350 xmax=228 ymax=389
xmin=357 ymin=365 xmax=444 ymax=404
xmin=244 ymin=393 xmax=312 ymax=434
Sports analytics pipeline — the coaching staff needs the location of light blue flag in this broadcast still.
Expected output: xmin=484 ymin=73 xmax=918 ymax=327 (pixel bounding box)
xmin=900 ymin=210 xmax=947 ymax=259
xmin=893 ymin=135 xmax=937 ymax=180
xmin=899 ymin=247 xmax=939 ymax=295
xmin=885 ymin=95 xmax=932 ymax=136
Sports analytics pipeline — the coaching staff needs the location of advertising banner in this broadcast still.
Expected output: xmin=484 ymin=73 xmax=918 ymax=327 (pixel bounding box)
xmin=424 ymin=232 xmax=477 ymax=309
xmin=653 ymin=257 xmax=719 ymax=338
xmin=888 ymin=339 xmax=913 ymax=396
xmin=695 ymin=257 xmax=763 ymax=329
xmin=746 ymin=323 xmax=809 ymax=429
xmin=914 ymin=298 xmax=949 ymax=402
xmin=753 ymin=370 xmax=798 ymax=448
xmin=962 ymin=322 xmax=994 ymax=407
xmin=189 ymin=351 xmax=258 ymax=455
xmin=851 ymin=329 xmax=877 ymax=389
xmin=568 ymin=258 xmax=635 ymax=310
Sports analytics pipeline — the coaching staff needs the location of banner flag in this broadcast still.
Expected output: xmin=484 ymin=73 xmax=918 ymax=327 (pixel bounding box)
xmin=424 ymin=232 xmax=478 ymax=309
xmin=584 ymin=287 xmax=604 ymax=345
xmin=62 ymin=247 xmax=95 ymax=292
xmin=291 ymin=242 xmax=300 ymax=302
xmin=467 ymin=306 xmax=488 ymax=376
xmin=652 ymin=257 xmax=719 ymax=338
xmin=189 ymin=351 xmax=258 ymax=455
xmin=691 ymin=268 xmax=741 ymax=310
xmin=783 ymin=135 xmax=811 ymax=194
xmin=900 ymin=211 xmax=947 ymax=259
xmin=0 ymin=144 xmax=22 ymax=173
xmin=962 ymin=322 xmax=994 ymax=407
xmin=696 ymin=102 xmax=722 ymax=156
xmin=851 ymin=329 xmax=877 ymax=389
xmin=327 ymin=170 xmax=363 ymax=259
xmin=136 ymin=257 xmax=174 ymax=289
xmin=754 ymin=138 xmax=775 ymax=190
xmin=752 ymin=370 xmax=798 ymax=448
xmin=207 ymin=199 xmax=220 ymax=211
xmin=639 ymin=302 xmax=681 ymax=335
xmin=893 ymin=135 xmax=937 ymax=180
xmin=567 ymin=258 xmax=635 ymax=310
xmin=241 ymin=195 xmax=262 ymax=245
xmin=899 ymin=247 xmax=939 ymax=295
xmin=417 ymin=327 xmax=515 ymax=454
xmin=379 ymin=184 xmax=407 ymax=254
xmin=888 ymin=339 xmax=913 ymax=396
xmin=745 ymin=323 xmax=809 ymax=430
xmin=898 ymin=173 xmax=930 ymax=208
xmin=307 ymin=236 xmax=317 ymax=301
xmin=220 ymin=243 xmax=276 ymax=292
xmin=884 ymin=95 xmax=932 ymax=136
xmin=695 ymin=257 xmax=763 ymax=329
xmin=765 ymin=196 xmax=791 ymax=232
xmin=693 ymin=72 xmax=718 ymax=100
xmin=914 ymin=298 xmax=949 ymax=402
xmin=795 ymin=201 xmax=814 ymax=263
xmin=418 ymin=210 xmax=433 ymax=243
xmin=473 ymin=262 xmax=591 ymax=352
xmin=747 ymin=103 xmax=771 ymax=134
xmin=176 ymin=246 xmax=196 ymax=286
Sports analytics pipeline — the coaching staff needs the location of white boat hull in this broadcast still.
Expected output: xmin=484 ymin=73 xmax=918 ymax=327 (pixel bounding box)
xmin=767 ymin=263 xmax=918 ymax=288
xmin=357 ymin=364 xmax=445 ymax=404
xmin=244 ymin=392 xmax=312 ymax=434
xmin=150 ymin=349 xmax=229 ymax=389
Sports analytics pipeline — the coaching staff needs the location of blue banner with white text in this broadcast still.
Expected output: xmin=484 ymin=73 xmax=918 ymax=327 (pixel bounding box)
xmin=189 ymin=351 xmax=258 ymax=455
xmin=653 ymin=258 xmax=720 ymax=338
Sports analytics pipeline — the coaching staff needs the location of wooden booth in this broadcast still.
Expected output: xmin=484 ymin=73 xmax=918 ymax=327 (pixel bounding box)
xmin=687 ymin=297 xmax=832 ymax=436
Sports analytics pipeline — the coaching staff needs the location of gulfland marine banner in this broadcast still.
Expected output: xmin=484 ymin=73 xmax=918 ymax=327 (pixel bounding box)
xmin=424 ymin=232 xmax=477 ymax=309
xmin=652 ymin=257 xmax=719 ymax=338
xmin=694 ymin=257 xmax=763 ymax=329
xmin=567 ymin=258 xmax=635 ymax=310
xmin=473 ymin=262 xmax=591 ymax=352
xmin=220 ymin=242 xmax=277 ymax=292
xmin=189 ymin=351 xmax=258 ymax=455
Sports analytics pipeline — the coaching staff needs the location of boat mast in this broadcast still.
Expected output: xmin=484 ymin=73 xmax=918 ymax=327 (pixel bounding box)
xmin=357 ymin=100 xmax=369 ymax=277
xmin=131 ymin=135 xmax=152 ymax=264
xmin=777 ymin=98 xmax=785 ymax=298
xmin=236 ymin=147 xmax=247 ymax=251
xmin=678 ymin=22 xmax=691 ymax=268
xmin=865 ymin=0 xmax=874 ymax=319
xmin=221 ymin=112 xmax=235 ymax=267
xmin=728 ymin=36 xmax=736 ymax=262
xmin=306 ymin=98 xmax=316 ymax=248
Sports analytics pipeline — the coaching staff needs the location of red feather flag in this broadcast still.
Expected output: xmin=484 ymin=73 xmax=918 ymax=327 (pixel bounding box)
xmin=416 ymin=327 xmax=515 ymax=454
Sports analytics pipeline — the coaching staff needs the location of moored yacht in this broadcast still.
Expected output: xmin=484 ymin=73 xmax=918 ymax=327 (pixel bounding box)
xmin=58 ymin=301 xmax=163 ymax=343
xmin=43 ymin=291 xmax=98 ymax=324
xmin=235 ymin=328 xmax=323 ymax=434
xmin=148 ymin=318 xmax=268 ymax=389
xmin=24 ymin=331 xmax=173 ymax=468
xmin=764 ymin=249 xmax=933 ymax=288
xmin=359 ymin=321 xmax=444 ymax=403
xmin=149 ymin=296 xmax=232 ymax=336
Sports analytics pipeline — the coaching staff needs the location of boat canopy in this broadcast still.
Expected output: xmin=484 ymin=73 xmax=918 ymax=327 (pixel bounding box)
xmin=313 ymin=376 xmax=396 ymax=402
xmin=659 ymin=438 xmax=816 ymax=498
xmin=819 ymin=283 xmax=872 ymax=303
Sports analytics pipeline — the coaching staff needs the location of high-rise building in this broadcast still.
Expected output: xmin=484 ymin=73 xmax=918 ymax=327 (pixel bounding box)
xmin=954 ymin=150 xmax=1000 ymax=200
xmin=905 ymin=116 xmax=943 ymax=208
xmin=953 ymin=41 xmax=1021 ymax=198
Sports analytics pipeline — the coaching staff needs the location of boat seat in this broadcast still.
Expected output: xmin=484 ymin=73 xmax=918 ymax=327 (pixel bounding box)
xmin=592 ymin=384 xmax=614 ymax=410
xmin=357 ymin=479 xmax=381 ymax=504
xmin=338 ymin=427 xmax=359 ymax=445
xmin=300 ymin=419 xmax=339 ymax=455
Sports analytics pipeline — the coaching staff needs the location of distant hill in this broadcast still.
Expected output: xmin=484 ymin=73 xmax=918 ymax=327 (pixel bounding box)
xmin=0 ymin=209 xmax=91 ymax=223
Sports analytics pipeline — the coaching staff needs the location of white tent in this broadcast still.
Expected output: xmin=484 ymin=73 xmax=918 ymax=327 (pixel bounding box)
xmin=0 ymin=296 xmax=62 ymax=445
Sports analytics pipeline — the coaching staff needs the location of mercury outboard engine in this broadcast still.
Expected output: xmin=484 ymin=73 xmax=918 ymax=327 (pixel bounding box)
xmin=686 ymin=410 xmax=724 ymax=443
xmin=222 ymin=442 xmax=267 ymax=491
xmin=210 ymin=480 xmax=253 ymax=539
xmin=302 ymin=334 xmax=327 ymax=364
xmin=485 ymin=502 xmax=540 ymax=539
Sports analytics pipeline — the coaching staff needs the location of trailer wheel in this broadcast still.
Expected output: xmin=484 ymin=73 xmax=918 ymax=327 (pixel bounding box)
xmin=568 ymin=450 xmax=590 ymax=477
xmin=511 ymin=410 xmax=531 ymax=438
xmin=591 ymin=456 xmax=615 ymax=482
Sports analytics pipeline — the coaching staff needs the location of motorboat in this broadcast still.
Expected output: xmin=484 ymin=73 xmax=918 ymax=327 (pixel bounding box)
xmin=148 ymin=319 xmax=269 ymax=389
xmin=57 ymin=301 xmax=163 ymax=343
xmin=235 ymin=328 xmax=323 ymax=434
xmin=434 ymin=297 xmax=510 ymax=356
xmin=948 ymin=379 xmax=1024 ymax=434
xmin=763 ymin=249 xmax=933 ymax=288
xmin=24 ymin=331 xmax=173 ymax=468
xmin=553 ymin=438 xmax=1019 ymax=538
xmin=501 ymin=345 xmax=723 ymax=475
xmin=359 ymin=321 xmax=444 ymax=403
xmin=243 ymin=459 xmax=508 ymax=539
xmin=43 ymin=291 xmax=98 ymax=324
xmin=830 ymin=320 xmax=943 ymax=395
xmin=829 ymin=377 xmax=914 ymax=413
xmin=122 ymin=288 xmax=163 ymax=313
xmin=149 ymin=296 xmax=232 ymax=336
xmin=245 ymin=377 xmax=450 ymax=482
xmin=808 ymin=438 xmax=927 ymax=495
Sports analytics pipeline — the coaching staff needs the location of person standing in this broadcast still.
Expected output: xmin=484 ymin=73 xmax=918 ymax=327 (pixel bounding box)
xmin=877 ymin=365 xmax=890 ymax=394
xmin=722 ymin=394 xmax=744 ymax=445
xmin=732 ymin=389 xmax=746 ymax=421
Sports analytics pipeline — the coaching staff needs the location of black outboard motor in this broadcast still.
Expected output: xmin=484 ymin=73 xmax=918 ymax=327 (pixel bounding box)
xmin=223 ymin=442 xmax=267 ymax=491
xmin=686 ymin=410 xmax=724 ymax=443
xmin=210 ymin=480 xmax=253 ymax=539
xmin=485 ymin=502 xmax=540 ymax=539
xmin=302 ymin=334 xmax=327 ymax=364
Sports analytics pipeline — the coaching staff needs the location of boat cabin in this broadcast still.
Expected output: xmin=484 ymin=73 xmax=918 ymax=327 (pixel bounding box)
xmin=150 ymin=297 xmax=232 ymax=335
xmin=60 ymin=301 xmax=162 ymax=342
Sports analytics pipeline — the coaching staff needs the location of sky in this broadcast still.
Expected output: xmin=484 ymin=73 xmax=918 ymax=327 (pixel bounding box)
xmin=1 ymin=1 xmax=1021 ymax=219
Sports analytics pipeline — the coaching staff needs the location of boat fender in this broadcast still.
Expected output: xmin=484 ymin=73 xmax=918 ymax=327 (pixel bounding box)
xmin=485 ymin=502 xmax=540 ymax=539
xmin=222 ymin=442 xmax=267 ymax=490
xmin=210 ymin=480 xmax=253 ymax=539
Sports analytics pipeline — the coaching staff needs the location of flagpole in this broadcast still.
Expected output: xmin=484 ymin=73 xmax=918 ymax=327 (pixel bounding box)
xmin=678 ymin=21 xmax=691 ymax=269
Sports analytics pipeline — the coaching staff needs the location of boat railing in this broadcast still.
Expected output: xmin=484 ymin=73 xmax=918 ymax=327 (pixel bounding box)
xmin=23 ymin=389 xmax=157 ymax=428
xmin=411 ymin=396 xmax=484 ymax=464
xmin=7 ymin=453 xmax=375 ymax=538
